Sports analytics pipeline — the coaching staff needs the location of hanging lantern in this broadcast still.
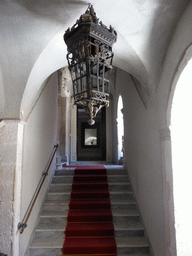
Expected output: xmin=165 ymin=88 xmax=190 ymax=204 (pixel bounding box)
xmin=64 ymin=4 xmax=117 ymax=125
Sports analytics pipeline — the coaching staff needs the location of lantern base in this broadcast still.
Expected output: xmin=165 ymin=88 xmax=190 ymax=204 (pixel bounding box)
xmin=88 ymin=119 xmax=95 ymax=126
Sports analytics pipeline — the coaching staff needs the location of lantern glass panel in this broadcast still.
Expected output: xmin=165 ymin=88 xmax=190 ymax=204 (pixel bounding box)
xmin=76 ymin=79 xmax=80 ymax=94
xmin=76 ymin=64 xmax=81 ymax=79
xmin=99 ymin=63 xmax=104 ymax=77
xmin=91 ymin=76 xmax=97 ymax=90
xmin=104 ymin=81 xmax=109 ymax=94
xmin=73 ymin=80 xmax=78 ymax=95
xmin=99 ymin=78 xmax=102 ymax=92
xmin=105 ymin=55 xmax=112 ymax=66
xmin=83 ymin=91 xmax=87 ymax=99
xmin=82 ymin=76 xmax=87 ymax=92
xmin=71 ymin=68 xmax=76 ymax=81
xmin=90 ymin=61 xmax=97 ymax=76
xmin=81 ymin=62 xmax=86 ymax=76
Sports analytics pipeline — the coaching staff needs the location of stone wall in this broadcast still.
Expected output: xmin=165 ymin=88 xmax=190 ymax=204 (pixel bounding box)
xmin=112 ymin=68 xmax=165 ymax=255
xmin=0 ymin=120 xmax=19 ymax=255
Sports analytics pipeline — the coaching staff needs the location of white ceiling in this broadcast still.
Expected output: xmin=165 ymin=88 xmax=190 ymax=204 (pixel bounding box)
xmin=0 ymin=0 xmax=190 ymax=119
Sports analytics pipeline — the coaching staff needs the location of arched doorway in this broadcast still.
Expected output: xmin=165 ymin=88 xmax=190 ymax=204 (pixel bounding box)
xmin=170 ymin=57 xmax=192 ymax=256
xmin=117 ymin=95 xmax=124 ymax=164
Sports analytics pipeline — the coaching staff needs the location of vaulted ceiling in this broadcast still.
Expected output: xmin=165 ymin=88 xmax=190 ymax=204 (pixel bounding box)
xmin=0 ymin=0 xmax=190 ymax=119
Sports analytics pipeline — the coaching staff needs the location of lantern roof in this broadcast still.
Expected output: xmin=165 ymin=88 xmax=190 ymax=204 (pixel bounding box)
xmin=64 ymin=4 xmax=117 ymax=47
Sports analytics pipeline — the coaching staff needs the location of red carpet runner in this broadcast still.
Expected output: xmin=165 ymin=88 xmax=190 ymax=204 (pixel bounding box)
xmin=63 ymin=165 xmax=117 ymax=255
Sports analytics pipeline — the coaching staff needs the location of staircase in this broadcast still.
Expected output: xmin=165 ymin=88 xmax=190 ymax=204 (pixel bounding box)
xmin=28 ymin=165 xmax=151 ymax=256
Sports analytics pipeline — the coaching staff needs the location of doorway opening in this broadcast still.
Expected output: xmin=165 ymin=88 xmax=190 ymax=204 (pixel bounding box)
xmin=77 ymin=107 xmax=106 ymax=161
xmin=170 ymin=57 xmax=192 ymax=256
xmin=117 ymin=95 xmax=124 ymax=165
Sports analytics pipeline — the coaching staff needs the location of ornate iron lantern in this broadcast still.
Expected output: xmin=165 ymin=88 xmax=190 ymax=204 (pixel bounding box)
xmin=64 ymin=4 xmax=117 ymax=125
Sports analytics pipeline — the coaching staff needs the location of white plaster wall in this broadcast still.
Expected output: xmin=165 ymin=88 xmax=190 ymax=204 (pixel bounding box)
xmin=20 ymin=72 xmax=58 ymax=255
xmin=112 ymin=68 xmax=165 ymax=255
xmin=157 ymin=2 xmax=192 ymax=256
xmin=111 ymin=4 xmax=192 ymax=254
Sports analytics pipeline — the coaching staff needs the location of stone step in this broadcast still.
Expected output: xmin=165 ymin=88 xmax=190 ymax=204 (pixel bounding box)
xmin=111 ymin=202 xmax=137 ymax=210
xmin=42 ymin=200 xmax=138 ymax=215
xmin=52 ymin=175 xmax=73 ymax=183
xmin=115 ymin=227 xmax=144 ymax=237
xmin=44 ymin=197 xmax=136 ymax=207
xmin=41 ymin=205 xmax=69 ymax=215
xmin=29 ymin=250 xmax=150 ymax=256
xmin=52 ymin=175 xmax=129 ymax=183
xmin=108 ymin=175 xmax=129 ymax=182
xmin=30 ymin=235 xmax=63 ymax=248
xmin=49 ymin=184 xmax=72 ymax=192
xmin=36 ymin=217 xmax=66 ymax=231
xmin=54 ymin=166 xmax=127 ymax=176
xmin=34 ymin=228 xmax=145 ymax=241
xmin=54 ymin=168 xmax=75 ymax=176
xmin=30 ymin=236 xmax=149 ymax=254
xmin=109 ymin=183 xmax=131 ymax=191
xmin=43 ymin=200 xmax=137 ymax=214
xmin=46 ymin=193 xmax=71 ymax=202
xmin=46 ymin=191 xmax=134 ymax=202
xmin=113 ymin=207 xmax=139 ymax=217
xmin=34 ymin=220 xmax=144 ymax=239
xmin=118 ymin=254 xmax=150 ymax=256
xmin=41 ymin=206 xmax=140 ymax=218
xmin=116 ymin=236 xmax=150 ymax=254
xmin=35 ymin=216 xmax=143 ymax=237
xmin=36 ymin=214 xmax=142 ymax=227
xmin=34 ymin=230 xmax=64 ymax=238
xmin=106 ymin=167 xmax=127 ymax=176
xmin=110 ymin=191 xmax=134 ymax=200
xmin=29 ymin=248 xmax=63 ymax=256
xmin=49 ymin=182 xmax=132 ymax=193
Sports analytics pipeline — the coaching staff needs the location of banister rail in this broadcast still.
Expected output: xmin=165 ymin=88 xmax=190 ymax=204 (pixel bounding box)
xmin=18 ymin=144 xmax=58 ymax=234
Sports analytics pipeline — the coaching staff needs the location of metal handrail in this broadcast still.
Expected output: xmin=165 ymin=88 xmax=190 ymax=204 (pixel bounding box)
xmin=18 ymin=144 xmax=58 ymax=234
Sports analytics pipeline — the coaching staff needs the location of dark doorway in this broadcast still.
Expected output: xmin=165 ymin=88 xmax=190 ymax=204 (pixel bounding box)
xmin=77 ymin=107 xmax=106 ymax=161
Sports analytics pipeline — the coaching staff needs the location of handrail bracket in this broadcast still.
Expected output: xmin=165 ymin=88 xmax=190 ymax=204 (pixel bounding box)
xmin=18 ymin=222 xmax=27 ymax=234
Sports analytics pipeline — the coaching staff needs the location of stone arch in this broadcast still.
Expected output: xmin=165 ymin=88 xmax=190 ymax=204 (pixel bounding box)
xmin=20 ymin=29 xmax=68 ymax=121
xmin=157 ymin=4 xmax=192 ymax=253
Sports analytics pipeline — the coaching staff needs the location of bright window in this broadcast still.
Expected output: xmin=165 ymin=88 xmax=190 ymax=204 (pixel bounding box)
xmin=117 ymin=95 xmax=124 ymax=163
xmin=171 ymin=58 xmax=192 ymax=256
